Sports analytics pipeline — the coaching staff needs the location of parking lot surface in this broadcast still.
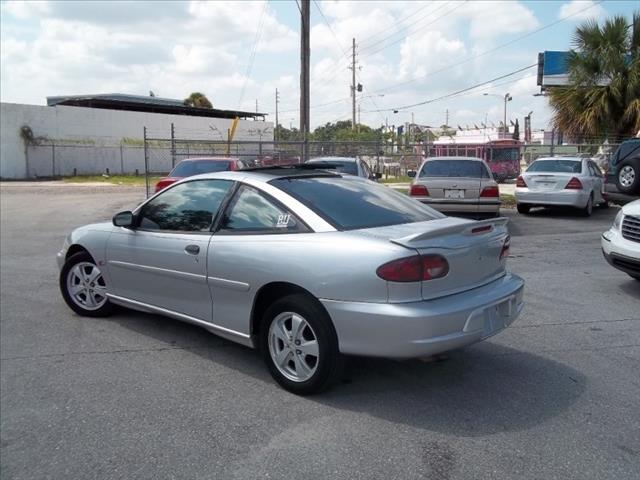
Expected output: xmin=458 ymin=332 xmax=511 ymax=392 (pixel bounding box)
xmin=1 ymin=184 xmax=639 ymax=480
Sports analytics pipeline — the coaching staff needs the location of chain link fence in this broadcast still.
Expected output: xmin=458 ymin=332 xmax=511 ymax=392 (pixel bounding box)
xmin=24 ymin=133 xmax=619 ymax=187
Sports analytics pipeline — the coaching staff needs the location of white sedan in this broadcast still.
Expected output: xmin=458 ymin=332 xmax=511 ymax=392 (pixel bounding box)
xmin=515 ymin=157 xmax=608 ymax=216
xmin=602 ymin=200 xmax=640 ymax=280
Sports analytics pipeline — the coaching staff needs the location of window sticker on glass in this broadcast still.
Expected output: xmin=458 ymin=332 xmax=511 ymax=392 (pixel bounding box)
xmin=276 ymin=213 xmax=292 ymax=228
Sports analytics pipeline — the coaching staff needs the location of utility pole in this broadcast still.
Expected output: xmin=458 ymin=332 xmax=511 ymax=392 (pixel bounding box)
xmin=357 ymin=103 xmax=361 ymax=133
xmin=445 ymin=109 xmax=449 ymax=127
xmin=351 ymin=38 xmax=357 ymax=130
xmin=275 ymin=88 xmax=280 ymax=142
xmin=255 ymin=99 xmax=258 ymax=113
xmin=300 ymin=0 xmax=310 ymax=139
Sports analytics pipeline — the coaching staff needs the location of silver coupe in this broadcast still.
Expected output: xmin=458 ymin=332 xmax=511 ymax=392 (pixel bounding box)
xmin=57 ymin=166 xmax=524 ymax=394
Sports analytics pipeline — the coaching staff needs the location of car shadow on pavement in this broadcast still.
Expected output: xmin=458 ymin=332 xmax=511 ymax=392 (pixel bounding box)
xmin=319 ymin=344 xmax=586 ymax=436
xmin=519 ymin=206 xmax=612 ymax=218
xmin=108 ymin=309 xmax=586 ymax=438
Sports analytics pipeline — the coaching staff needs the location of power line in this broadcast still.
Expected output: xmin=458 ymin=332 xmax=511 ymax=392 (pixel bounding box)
xmin=357 ymin=2 xmax=435 ymax=49
xmin=361 ymin=63 xmax=537 ymax=113
xmin=359 ymin=1 xmax=460 ymax=56
xmin=364 ymin=0 xmax=603 ymax=96
xmin=312 ymin=0 xmax=386 ymax=125
xmin=237 ymin=0 xmax=269 ymax=107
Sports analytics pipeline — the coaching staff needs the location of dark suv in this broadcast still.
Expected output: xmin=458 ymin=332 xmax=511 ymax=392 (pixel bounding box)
xmin=608 ymin=139 xmax=640 ymax=195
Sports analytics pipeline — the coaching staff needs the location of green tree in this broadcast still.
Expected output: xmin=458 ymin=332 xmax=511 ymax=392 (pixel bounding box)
xmin=548 ymin=11 xmax=639 ymax=142
xmin=183 ymin=92 xmax=213 ymax=109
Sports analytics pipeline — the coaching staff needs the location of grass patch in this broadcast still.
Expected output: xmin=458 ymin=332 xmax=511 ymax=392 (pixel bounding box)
xmin=500 ymin=194 xmax=516 ymax=208
xmin=379 ymin=175 xmax=412 ymax=184
xmin=63 ymin=175 xmax=163 ymax=186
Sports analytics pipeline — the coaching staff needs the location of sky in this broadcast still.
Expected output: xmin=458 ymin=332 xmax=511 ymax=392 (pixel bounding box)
xmin=0 ymin=0 xmax=636 ymax=131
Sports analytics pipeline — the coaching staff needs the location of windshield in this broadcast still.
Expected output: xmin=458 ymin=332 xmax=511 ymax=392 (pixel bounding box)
xmin=489 ymin=147 xmax=520 ymax=163
xmin=420 ymin=160 xmax=490 ymax=178
xmin=527 ymin=160 xmax=582 ymax=173
xmin=170 ymin=160 xmax=232 ymax=177
xmin=307 ymin=159 xmax=358 ymax=175
xmin=270 ymin=176 xmax=442 ymax=230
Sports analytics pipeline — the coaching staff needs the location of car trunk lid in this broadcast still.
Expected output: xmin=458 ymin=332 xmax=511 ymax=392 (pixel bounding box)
xmin=523 ymin=172 xmax=574 ymax=191
xmin=355 ymin=217 xmax=509 ymax=300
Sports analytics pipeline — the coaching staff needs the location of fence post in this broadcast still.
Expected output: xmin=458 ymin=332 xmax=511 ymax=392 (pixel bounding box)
xmin=170 ymin=122 xmax=176 ymax=168
xmin=550 ymin=129 xmax=555 ymax=156
xmin=51 ymin=143 xmax=56 ymax=177
xmin=143 ymin=126 xmax=150 ymax=198
xmin=120 ymin=143 xmax=124 ymax=174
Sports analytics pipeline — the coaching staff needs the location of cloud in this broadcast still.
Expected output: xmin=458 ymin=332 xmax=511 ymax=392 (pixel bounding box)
xmin=558 ymin=1 xmax=605 ymax=21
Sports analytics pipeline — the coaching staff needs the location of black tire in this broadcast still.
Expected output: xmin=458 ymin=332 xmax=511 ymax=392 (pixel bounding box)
xmin=260 ymin=293 xmax=342 ymax=395
xmin=615 ymin=158 xmax=639 ymax=194
xmin=60 ymin=251 xmax=113 ymax=317
xmin=581 ymin=193 xmax=594 ymax=217
xmin=516 ymin=203 xmax=530 ymax=214
xmin=599 ymin=199 xmax=609 ymax=209
xmin=630 ymin=274 xmax=640 ymax=281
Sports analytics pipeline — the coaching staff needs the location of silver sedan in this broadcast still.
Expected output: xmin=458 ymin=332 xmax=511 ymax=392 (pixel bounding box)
xmin=515 ymin=157 xmax=608 ymax=216
xmin=408 ymin=157 xmax=501 ymax=216
xmin=57 ymin=167 xmax=524 ymax=394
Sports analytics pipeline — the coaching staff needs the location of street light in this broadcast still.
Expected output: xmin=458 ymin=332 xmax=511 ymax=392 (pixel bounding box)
xmin=484 ymin=92 xmax=512 ymax=138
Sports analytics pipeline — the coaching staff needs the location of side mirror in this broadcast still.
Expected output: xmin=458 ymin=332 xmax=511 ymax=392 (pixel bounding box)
xmin=407 ymin=170 xmax=417 ymax=178
xmin=113 ymin=211 xmax=135 ymax=228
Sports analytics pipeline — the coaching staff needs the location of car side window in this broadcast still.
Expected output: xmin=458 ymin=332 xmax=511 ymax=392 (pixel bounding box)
xmin=219 ymin=185 xmax=308 ymax=234
xmin=138 ymin=179 xmax=232 ymax=232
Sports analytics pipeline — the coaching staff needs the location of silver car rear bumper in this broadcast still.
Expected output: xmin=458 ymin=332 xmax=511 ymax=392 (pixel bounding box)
xmin=417 ymin=198 xmax=500 ymax=213
xmin=515 ymin=188 xmax=589 ymax=208
xmin=321 ymin=273 xmax=524 ymax=358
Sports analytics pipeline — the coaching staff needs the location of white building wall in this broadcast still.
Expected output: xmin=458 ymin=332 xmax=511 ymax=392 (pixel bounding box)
xmin=0 ymin=102 xmax=273 ymax=178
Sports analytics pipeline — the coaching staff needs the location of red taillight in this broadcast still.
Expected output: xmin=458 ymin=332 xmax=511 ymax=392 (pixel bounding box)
xmin=516 ymin=176 xmax=527 ymax=188
xmin=565 ymin=177 xmax=583 ymax=189
xmin=480 ymin=185 xmax=499 ymax=197
xmin=376 ymin=255 xmax=449 ymax=282
xmin=422 ymin=255 xmax=449 ymax=280
xmin=409 ymin=184 xmax=429 ymax=196
xmin=500 ymin=235 xmax=511 ymax=260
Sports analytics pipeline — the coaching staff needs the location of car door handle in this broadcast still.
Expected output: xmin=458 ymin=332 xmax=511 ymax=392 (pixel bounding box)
xmin=185 ymin=244 xmax=200 ymax=255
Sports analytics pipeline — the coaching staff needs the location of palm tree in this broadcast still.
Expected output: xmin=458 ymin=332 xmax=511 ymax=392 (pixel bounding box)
xmin=548 ymin=11 xmax=639 ymax=142
xmin=183 ymin=92 xmax=213 ymax=109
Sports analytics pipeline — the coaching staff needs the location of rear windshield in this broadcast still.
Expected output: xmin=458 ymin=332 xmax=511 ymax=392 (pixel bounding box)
xmin=307 ymin=160 xmax=358 ymax=176
xmin=527 ymin=160 xmax=582 ymax=173
xmin=170 ymin=160 xmax=232 ymax=177
xmin=270 ymin=176 xmax=442 ymax=230
xmin=420 ymin=160 xmax=490 ymax=178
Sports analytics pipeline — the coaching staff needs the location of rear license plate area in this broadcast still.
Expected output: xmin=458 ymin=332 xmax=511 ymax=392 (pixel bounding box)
xmin=444 ymin=189 xmax=464 ymax=199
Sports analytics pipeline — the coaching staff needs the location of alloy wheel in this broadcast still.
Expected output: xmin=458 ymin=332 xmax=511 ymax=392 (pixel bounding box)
xmin=619 ymin=165 xmax=635 ymax=188
xmin=268 ymin=311 xmax=319 ymax=382
xmin=66 ymin=262 xmax=108 ymax=311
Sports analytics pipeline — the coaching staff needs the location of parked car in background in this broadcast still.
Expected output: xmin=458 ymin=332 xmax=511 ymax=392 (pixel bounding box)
xmin=607 ymin=138 xmax=640 ymax=195
xmin=515 ymin=157 xmax=607 ymax=216
xmin=408 ymin=157 xmax=501 ymax=216
xmin=155 ymin=157 xmax=250 ymax=192
xmin=57 ymin=166 xmax=523 ymax=394
xmin=306 ymin=156 xmax=379 ymax=181
xmin=602 ymin=199 xmax=640 ymax=280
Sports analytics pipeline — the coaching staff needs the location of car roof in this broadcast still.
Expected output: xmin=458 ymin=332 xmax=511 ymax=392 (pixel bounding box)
xmin=179 ymin=156 xmax=239 ymax=162
xmin=182 ymin=166 xmax=342 ymax=184
xmin=307 ymin=156 xmax=357 ymax=163
xmin=424 ymin=156 xmax=485 ymax=162
xmin=533 ymin=157 xmax=583 ymax=162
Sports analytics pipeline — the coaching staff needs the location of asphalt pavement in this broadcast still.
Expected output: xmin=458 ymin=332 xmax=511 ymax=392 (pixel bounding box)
xmin=1 ymin=184 xmax=638 ymax=480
